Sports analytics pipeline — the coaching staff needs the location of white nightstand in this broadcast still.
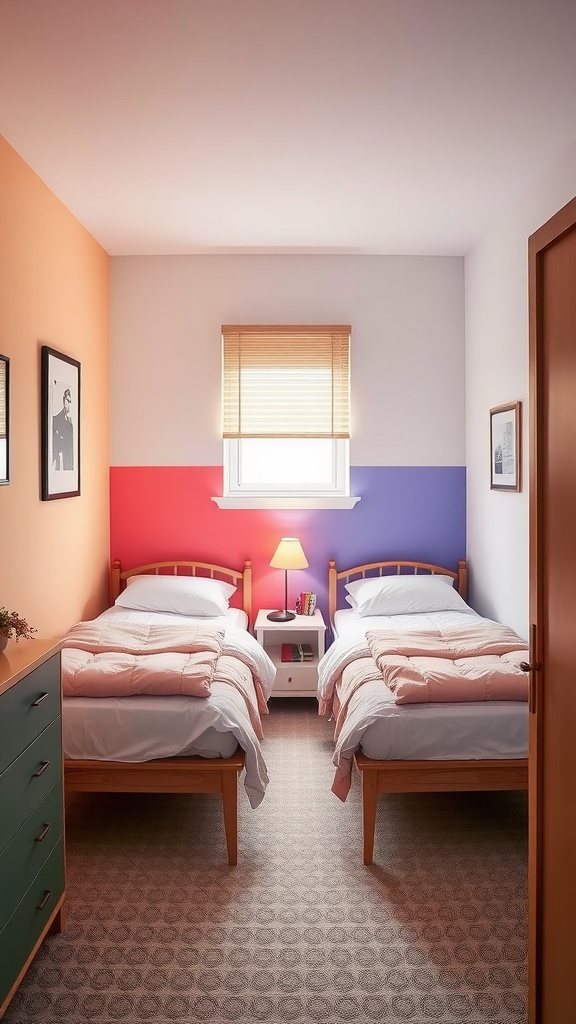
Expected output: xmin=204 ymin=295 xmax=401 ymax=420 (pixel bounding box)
xmin=254 ymin=608 xmax=326 ymax=697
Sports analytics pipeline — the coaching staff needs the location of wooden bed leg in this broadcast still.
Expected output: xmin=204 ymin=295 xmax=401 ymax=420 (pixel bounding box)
xmin=221 ymin=768 xmax=239 ymax=866
xmin=362 ymin=767 xmax=378 ymax=866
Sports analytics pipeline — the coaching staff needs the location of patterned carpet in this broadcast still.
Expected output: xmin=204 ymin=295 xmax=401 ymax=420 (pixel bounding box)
xmin=5 ymin=699 xmax=528 ymax=1024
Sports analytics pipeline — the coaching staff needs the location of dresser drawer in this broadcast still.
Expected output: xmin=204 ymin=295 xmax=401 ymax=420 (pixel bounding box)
xmin=0 ymin=780 xmax=63 ymax=930
xmin=0 ymin=840 xmax=65 ymax=1009
xmin=0 ymin=719 xmax=62 ymax=849
xmin=0 ymin=654 xmax=61 ymax=774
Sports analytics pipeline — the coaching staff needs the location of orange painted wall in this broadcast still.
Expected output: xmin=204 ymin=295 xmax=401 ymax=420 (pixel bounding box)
xmin=0 ymin=135 xmax=110 ymax=641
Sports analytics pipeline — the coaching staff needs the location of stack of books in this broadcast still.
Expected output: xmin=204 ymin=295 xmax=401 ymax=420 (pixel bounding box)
xmin=281 ymin=642 xmax=314 ymax=662
xmin=295 ymin=592 xmax=317 ymax=616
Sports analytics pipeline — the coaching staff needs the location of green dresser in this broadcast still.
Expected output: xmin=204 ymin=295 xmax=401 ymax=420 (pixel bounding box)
xmin=0 ymin=640 xmax=65 ymax=1019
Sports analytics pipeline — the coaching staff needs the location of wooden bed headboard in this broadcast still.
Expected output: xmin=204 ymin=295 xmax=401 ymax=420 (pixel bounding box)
xmin=328 ymin=558 xmax=468 ymax=627
xmin=109 ymin=559 xmax=253 ymax=624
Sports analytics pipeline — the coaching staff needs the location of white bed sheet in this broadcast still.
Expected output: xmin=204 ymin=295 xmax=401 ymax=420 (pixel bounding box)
xmin=322 ymin=607 xmax=528 ymax=762
xmin=62 ymin=605 xmax=274 ymax=808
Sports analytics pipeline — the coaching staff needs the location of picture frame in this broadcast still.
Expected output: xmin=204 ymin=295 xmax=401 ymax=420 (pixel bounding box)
xmin=490 ymin=401 xmax=521 ymax=491
xmin=0 ymin=354 xmax=9 ymax=485
xmin=41 ymin=346 xmax=81 ymax=500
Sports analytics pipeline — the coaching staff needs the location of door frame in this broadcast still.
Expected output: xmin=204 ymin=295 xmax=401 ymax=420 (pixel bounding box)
xmin=528 ymin=194 xmax=576 ymax=1023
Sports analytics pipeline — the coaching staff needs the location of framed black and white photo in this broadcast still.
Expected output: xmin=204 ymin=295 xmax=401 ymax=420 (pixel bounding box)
xmin=41 ymin=346 xmax=80 ymax=500
xmin=490 ymin=401 xmax=521 ymax=491
xmin=0 ymin=354 xmax=9 ymax=485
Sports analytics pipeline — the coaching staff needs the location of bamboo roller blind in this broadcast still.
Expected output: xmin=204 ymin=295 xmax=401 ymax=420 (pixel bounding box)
xmin=221 ymin=325 xmax=351 ymax=438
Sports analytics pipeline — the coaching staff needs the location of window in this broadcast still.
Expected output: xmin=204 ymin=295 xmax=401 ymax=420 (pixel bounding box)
xmin=213 ymin=325 xmax=359 ymax=509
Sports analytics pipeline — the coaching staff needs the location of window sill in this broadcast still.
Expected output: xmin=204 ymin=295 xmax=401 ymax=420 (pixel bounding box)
xmin=211 ymin=496 xmax=361 ymax=510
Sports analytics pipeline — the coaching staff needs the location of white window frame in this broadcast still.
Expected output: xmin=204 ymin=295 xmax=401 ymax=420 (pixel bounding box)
xmin=213 ymin=439 xmax=359 ymax=509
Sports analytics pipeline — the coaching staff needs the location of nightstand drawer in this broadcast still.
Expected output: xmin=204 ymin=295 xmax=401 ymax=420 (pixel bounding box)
xmin=272 ymin=662 xmax=318 ymax=694
xmin=0 ymin=780 xmax=63 ymax=930
xmin=0 ymin=719 xmax=62 ymax=847
xmin=0 ymin=840 xmax=65 ymax=1009
xmin=0 ymin=654 xmax=61 ymax=774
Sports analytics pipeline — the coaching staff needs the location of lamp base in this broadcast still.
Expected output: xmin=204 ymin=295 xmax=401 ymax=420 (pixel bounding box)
xmin=267 ymin=609 xmax=296 ymax=622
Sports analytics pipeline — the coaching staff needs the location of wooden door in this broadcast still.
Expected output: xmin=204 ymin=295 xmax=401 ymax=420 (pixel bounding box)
xmin=528 ymin=196 xmax=576 ymax=1023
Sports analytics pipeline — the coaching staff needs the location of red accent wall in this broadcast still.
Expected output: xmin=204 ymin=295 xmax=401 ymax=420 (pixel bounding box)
xmin=110 ymin=466 xmax=318 ymax=614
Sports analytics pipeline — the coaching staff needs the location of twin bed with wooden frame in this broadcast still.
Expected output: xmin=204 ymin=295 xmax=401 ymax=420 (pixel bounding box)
xmin=321 ymin=558 xmax=529 ymax=865
xmin=61 ymin=555 xmax=529 ymax=868
xmin=63 ymin=558 xmax=271 ymax=866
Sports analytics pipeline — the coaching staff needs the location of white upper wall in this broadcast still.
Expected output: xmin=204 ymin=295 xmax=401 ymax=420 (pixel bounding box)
xmin=110 ymin=254 xmax=465 ymax=467
xmin=465 ymin=138 xmax=576 ymax=638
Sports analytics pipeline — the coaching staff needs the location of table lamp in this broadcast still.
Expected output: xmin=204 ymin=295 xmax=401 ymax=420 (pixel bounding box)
xmin=267 ymin=537 xmax=309 ymax=621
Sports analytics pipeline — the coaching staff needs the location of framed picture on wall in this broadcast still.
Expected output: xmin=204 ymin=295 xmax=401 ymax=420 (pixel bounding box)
xmin=0 ymin=354 xmax=9 ymax=485
xmin=41 ymin=346 xmax=81 ymax=500
xmin=490 ymin=401 xmax=521 ymax=491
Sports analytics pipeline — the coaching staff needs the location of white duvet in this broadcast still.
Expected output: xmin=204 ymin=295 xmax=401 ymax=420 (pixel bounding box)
xmin=62 ymin=606 xmax=276 ymax=808
xmin=317 ymin=608 xmax=529 ymax=800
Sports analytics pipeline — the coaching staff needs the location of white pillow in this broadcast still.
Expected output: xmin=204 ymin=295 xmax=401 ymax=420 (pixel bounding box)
xmin=115 ymin=574 xmax=236 ymax=617
xmin=344 ymin=574 xmax=467 ymax=617
xmin=345 ymin=573 xmax=454 ymax=600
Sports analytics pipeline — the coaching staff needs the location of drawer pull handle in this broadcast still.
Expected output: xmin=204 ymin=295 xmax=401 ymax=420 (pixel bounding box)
xmin=37 ymin=890 xmax=52 ymax=911
xmin=33 ymin=760 xmax=50 ymax=778
xmin=35 ymin=822 xmax=52 ymax=842
xmin=31 ymin=692 xmax=50 ymax=707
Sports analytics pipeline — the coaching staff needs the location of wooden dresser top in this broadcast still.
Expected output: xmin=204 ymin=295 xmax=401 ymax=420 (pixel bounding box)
xmin=0 ymin=639 xmax=63 ymax=697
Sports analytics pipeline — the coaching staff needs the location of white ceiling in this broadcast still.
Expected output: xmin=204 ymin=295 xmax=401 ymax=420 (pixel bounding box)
xmin=1 ymin=0 xmax=576 ymax=256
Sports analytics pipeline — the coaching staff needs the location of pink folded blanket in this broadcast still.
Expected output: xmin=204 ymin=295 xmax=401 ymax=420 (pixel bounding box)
xmin=366 ymin=622 xmax=528 ymax=704
xmin=62 ymin=620 xmax=224 ymax=697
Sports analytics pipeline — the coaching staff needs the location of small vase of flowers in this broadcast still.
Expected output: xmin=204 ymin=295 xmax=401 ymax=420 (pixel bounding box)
xmin=0 ymin=608 xmax=37 ymax=652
